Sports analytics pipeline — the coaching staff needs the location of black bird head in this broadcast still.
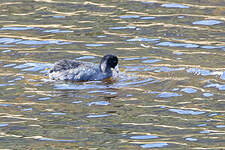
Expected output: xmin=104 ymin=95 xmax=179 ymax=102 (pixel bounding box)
xmin=100 ymin=54 xmax=118 ymax=72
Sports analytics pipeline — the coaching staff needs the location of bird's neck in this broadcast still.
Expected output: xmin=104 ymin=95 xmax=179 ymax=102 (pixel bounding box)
xmin=100 ymin=62 xmax=111 ymax=73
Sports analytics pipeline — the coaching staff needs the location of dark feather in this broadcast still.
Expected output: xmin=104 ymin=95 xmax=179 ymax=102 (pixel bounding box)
xmin=49 ymin=59 xmax=81 ymax=73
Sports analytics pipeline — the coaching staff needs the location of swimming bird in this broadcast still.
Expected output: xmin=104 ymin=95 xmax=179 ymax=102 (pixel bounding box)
xmin=49 ymin=54 xmax=119 ymax=81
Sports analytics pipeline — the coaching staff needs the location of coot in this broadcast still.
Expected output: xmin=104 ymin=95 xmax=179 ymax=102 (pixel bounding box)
xmin=49 ymin=54 xmax=118 ymax=81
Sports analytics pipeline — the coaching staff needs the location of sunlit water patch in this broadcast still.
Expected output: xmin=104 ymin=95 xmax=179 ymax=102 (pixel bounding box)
xmin=54 ymin=76 xmax=156 ymax=90
xmin=54 ymin=82 xmax=108 ymax=90
xmin=200 ymin=130 xmax=211 ymax=134
xmin=0 ymin=104 xmax=12 ymax=107
xmin=0 ymin=38 xmax=71 ymax=45
xmin=120 ymin=15 xmax=140 ymax=19
xmin=192 ymin=20 xmax=223 ymax=26
xmin=205 ymin=83 xmax=225 ymax=91
xmin=0 ymin=124 xmax=9 ymax=127
xmin=0 ymin=83 xmax=15 ymax=87
xmin=0 ymin=27 xmax=35 ymax=30
xmin=50 ymin=112 xmax=66 ymax=115
xmin=13 ymin=63 xmax=53 ymax=73
xmin=43 ymin=29 xmax=73 ymax=33
xmin=122 ymin=57 xmax=161 ymax=64
xmin=1 ymin=50 xmax=12 ymax=53
xmin=123 ymin=57 xmax=149 ymax=61
xmin=140 ymin=143 xmax=168 ymax=148
xmin=186 ymin=68 xmax=217 ymax=76
xmin=52 ymin=16 xmax=65 ymax=18
xmin=156 ymin=92 xmax=182 ymax=98
xmin=0 ymin=0 xmax=225 ymax=149
xmin=0 ymin=26 xmax=73 ymax=34
xmin=152 ymin=67 xmax=185 ymax=72
xmin=142 ymin=59 xmax=161 ymax=63
xmin=157 ymin=41 xmax=199 ymax=48
xmin=161 ymin=3 xmax=189 ymax=8
xmin=216 ymin=125 xmax=225 ymax=128
xmin=130 ymin=135 xmax=159 ymax=139
xmin=203 ymin=93 xmax=214 ymax=97
xmin=220 ymin=72 xmax=225 ymax=80
xmin=21 ymin=108 xmax=33 ymax=111
xmin=127 ymin=38 xmax=159 ymax=43
xmin=87 ymin=90 xmax=117 ymax=95
xmin=87 ymin=101 xmax=111 ymax=106
xmin=185 ymin=137 xmax=198 ymax=142
xmin=168 ymin=109 xmax=205 ymax=115
xmin=109 ymin=26 xmax=136 ymax=30
xmin=38 ymin=97 xmax=51 ymax=101
xmin=76 ymin=56 xmax=96 ymax=60
xmin=201 ymin=45 xmax=225 ymax=50
xmin=3 ymin=63 xmax=17 ymax=67
xmin=180 ymin=88 xmax=197 ymax=94
xmin=124 ymin=65 xmax=185 ymax=72
xmin=86 ymin=114 xmax=111 ymax=118
xmin=38 ymin=137 xmax=78 ymax=143
xmin=140 ymin=16 xmax=156 ymax=20
xmin=85 ymin=44 xmax=105 ymax=47
xmin=72 ymin=100 xmax=83 ymax=104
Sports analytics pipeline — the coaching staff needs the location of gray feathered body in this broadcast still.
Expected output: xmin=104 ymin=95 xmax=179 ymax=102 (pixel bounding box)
xmin=49 ymin=59 xmax=112 ymax=81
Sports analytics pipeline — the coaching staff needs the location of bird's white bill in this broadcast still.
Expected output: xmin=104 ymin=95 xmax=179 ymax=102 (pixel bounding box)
xmin=114 ymin=65 xmax=119 ymax=73
xmin=112 ymin=65 xmax=119 ymax=79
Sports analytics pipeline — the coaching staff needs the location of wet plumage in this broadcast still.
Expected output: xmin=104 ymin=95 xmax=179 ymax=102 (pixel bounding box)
xmin=49 ymin=54 xmax=118 ymax=81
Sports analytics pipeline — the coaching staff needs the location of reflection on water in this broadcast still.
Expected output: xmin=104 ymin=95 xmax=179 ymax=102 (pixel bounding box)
xmin=161 ymin=3 xmax=189 ymax=8
xmin=168 ymin=109 xmax=205 ymax=115
xmin=0 ymin=0 xmax=225 ymax=149
xmin=140 ymin=143 xmax=169 ymax=148
xmin=192 ymin=20 xmax=223 ymax=26
xmin=130 ymin=135 xmax=159 ymax=140
xmin=0 ymin=37 xmax=72 ymax=45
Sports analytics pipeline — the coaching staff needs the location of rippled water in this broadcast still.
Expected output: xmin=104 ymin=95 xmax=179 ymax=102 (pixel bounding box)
xmin=0 ymin=0 xmax=225 ymax=149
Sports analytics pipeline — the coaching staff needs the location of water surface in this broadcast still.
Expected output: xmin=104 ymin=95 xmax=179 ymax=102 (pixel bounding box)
xmin=0 ymin=0 xmax=225 ymax=149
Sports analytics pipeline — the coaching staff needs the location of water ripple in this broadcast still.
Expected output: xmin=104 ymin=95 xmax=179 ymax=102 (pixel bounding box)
xmin=38 ymin=137 xmax=77 ymax=143
xmin=193 ymin=20 xmax=223 ymax=26
xmin=186 ymin=68 xmax=212 ymax=76
xmin=1 ymin=0 xmax=225 ymax=149
xmin=205 ymin=83 xmax=225 ymax=91
xmin=120 ymin=15 xmax=140 ymax=19
xmin=140 ymin=143 xmax=168 ymax=148
xmin=157 ymin=92 xmax=182 ymax=98
xmin=180 ymin=88 xmax=197 ymax=94
xmin=0 ymin=38 xmax=72 ymax=45
xmin=14 ymin=63 xmax=52 ymax=73
xmin=185 ymin=137 xmax=198 ymax=141
xmin=157 ymin=41 xmax=199 ymax=48
xmin=0 ymin=124 xmax=8 ymax=127
xmin=140 ymin=16 xmax=155 ymax=20
xmin=0 ymin=27 xmax=35 ymax=30
xmin=85 ymin=43 xmax=105 ymax=47
xmin=127 ymin=38 xmax=159 ymax=42
xmin=109 ymin=26 xmax=136 ymax=30
xmin=161 ymin=3 xmax=189 ymax=8
xmin=87 ymin=101 xmax=110 ymax=106
xmin=43 ymin=29 xmax=73 ymax=33
xmin=130 ymin=135 xmax=159 ymax=139
xmin=169 ymin=109 xmax=205 ymax=115
xmin=86 ymin=114 xmax=111 ymax=118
